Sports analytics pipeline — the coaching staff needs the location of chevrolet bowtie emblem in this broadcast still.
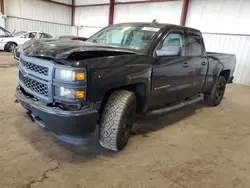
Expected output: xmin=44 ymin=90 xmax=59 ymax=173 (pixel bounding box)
xmin=21 ymin=68 xmax=28 ymax=77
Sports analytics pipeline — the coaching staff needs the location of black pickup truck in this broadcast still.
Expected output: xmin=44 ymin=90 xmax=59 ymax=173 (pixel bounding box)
xmin=15 ymin=22 xmax=236 ymax=151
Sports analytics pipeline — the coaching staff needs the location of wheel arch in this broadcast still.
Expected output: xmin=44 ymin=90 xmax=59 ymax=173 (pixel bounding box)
xmin=220 ymin=69 xmax=231 ymax=83
xmin=99 ymin=82 xmax=148 ymax=115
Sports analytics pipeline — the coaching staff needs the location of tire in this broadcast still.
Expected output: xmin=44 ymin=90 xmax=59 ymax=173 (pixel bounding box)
xmin=204 ymin=76 xmax=227 ymax=106
xmin=5 ymin=42 xmax=17 ymax=52
xmin=99 ymin=90 xmax=136 ymax=151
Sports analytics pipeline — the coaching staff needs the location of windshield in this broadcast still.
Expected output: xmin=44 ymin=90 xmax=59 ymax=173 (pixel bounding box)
xmin=88 ymin=25 xmax=161 ymax=51
xmin=14 ymin=31 xmax=28 ymax=37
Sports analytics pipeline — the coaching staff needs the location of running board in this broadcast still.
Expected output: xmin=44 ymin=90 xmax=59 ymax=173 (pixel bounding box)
xmin=147 ymin=95 xmax=203 ymax=115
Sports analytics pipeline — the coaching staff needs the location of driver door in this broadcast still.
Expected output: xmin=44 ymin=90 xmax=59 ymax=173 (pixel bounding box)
xmin=150 ymin=30 xmax=193 ymax=108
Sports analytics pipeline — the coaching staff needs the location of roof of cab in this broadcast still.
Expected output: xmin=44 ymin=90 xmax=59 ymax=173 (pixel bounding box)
xmin=112 ymin=22 xmax=201 ymax=33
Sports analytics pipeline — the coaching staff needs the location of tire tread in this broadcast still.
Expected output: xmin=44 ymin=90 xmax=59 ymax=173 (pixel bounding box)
xmin=99 ymin=90 xmax=136 ymax=151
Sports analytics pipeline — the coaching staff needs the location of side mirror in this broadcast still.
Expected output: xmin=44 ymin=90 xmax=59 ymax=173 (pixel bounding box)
xmin=156 ymin=46 xmax=181 ymax=57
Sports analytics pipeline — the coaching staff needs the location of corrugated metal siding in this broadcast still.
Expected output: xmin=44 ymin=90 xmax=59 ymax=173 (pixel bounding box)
xmin=187 ymin=0 xmax=250 ymax=85
xmin=75 ymin=5 xmax=108 ymax=37
xmin=203 ymin=33 xmax=250 ymax=86
xmin=75 ymin=0 xmax=109 ymax=5
xmin=0 ymin=18 xmax=4 ymax=27
xmin=114 ymin=1 xmax=182 ymax=24
xmin=75 ymin=1 xmax=182 ymax=37
xmin=116 ymin=0 xmax=147 ymax=2
xmin=75 ymin=6 xmax=109 ymax=27
xmin=54 ymin=0 xmax=72 ymax=4
xmin=186 ymin=0 xmax=250 ymax=35
xmin=78 ymin=26 xmax=103 ymax=38
xmin=6 ymin=17 xmax=77 ymax=37
xmin=6 ymin=0 xmax=71 ymax=25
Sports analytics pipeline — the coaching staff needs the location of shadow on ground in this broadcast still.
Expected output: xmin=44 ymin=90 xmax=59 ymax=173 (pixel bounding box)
xmin=132 ymin=102 xmax=204 ymax=136
xmin=13 ymin=101 xmax=204 ymax=164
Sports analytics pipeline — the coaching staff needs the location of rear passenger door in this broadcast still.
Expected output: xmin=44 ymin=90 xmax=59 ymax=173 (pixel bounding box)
xmin=184 ymin=31 xmax=208 ymax=96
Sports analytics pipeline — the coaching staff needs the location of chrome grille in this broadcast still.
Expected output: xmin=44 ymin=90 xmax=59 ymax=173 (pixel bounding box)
xmin=19 ymin=71 xmax=48 ymax=97
xmin=20 ymin=58 xmax=49 ymax=76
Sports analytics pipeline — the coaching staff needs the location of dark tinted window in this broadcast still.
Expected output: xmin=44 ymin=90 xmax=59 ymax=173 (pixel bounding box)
xmin=22 ymin=32 xmax=37 ymax=38
xmin=39 ymin=33 xmax=52 ymax=38
xmin=185 ymin=34 xmax=203 ymax=56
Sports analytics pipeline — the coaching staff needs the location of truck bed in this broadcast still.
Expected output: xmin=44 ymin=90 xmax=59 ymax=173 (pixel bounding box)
xmin=207 ymin=52 xmax=236 ymax=79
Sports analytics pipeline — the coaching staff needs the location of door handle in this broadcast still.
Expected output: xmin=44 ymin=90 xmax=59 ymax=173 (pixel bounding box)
xmin=182 ymin=62 xmax=189 ymax=68
xmin=201 ymin=61 xmax=206 ymax=66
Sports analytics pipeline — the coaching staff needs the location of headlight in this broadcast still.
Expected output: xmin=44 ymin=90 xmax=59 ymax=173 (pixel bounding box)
xmin=55 ymin=69 xmax=85 ymax=82
xmin=55 ymin=86 xmax=85 ymax=100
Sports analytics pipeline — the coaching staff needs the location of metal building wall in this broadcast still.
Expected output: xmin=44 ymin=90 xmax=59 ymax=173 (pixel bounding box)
xmin=55 ymin=0 xmax=72 ymax=4
xmin=186 ymin=0 xmax=250 ymax=85
xmin=203 ymin=33 xmax=250 ymax=85
xmin=75 ymin=0 xmax=183 ymax=38
xmin=6 ymin=17 xmax=77 ymax=37
xmin=0 ymin=1 xmax=4 ymax=27
xmin=75 ymin=0 xmax=109 ymax=5
xmin=75 ymin=0 xmax=109 ymax=37
xmin=75 ymin=5 xmax=108 ymax=37
xmin=6 ymin=0 xmax=72 ymax=25
xmin=114 ymin=1 xmax=182 ymax=24
xmin=4 ymin=0 xmax=76 ymax=36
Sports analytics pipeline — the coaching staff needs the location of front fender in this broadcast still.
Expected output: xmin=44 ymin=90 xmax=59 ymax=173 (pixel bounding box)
xmin=88 ymin=65 xmax=152 ymax=104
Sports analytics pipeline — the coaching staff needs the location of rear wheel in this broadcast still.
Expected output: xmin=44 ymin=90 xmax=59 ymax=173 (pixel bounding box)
xmin=99 ymin=90 xmax=136 ymax=151
xmin=204 ymin=76 xmax=227 ymax=106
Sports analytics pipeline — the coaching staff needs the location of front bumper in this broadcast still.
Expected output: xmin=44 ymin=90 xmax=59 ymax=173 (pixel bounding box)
xmin=15 ymin=87 xmax=99 ymax=143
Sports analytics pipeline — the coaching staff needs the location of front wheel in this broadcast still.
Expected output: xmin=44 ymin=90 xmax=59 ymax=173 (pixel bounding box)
xmin=99 ymin=90 xmax=136 ymax=151
xmin=5 ymin=42 xmax=17 ymax=52
xmin=204 ymin=76 xmax=227 ymax=106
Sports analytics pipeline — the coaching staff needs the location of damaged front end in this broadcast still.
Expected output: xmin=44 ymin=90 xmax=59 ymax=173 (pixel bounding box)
xmin=21 ymin=39 xmax=136 ymax=60
xmin=15 ymin=39 xmax=137 ymax=144
xmin=15 ymin=52 xmax=99 ymax=144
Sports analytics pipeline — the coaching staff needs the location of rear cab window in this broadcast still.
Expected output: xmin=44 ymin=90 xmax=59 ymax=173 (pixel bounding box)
xmin=184 ymin=31 xmax=204 ymax=56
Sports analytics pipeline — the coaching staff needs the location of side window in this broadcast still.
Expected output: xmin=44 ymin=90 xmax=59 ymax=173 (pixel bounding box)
xmin=185 ymin=34 xmax=203 ymax=56
xmin=39 ymin=33 xmax=52 ymax=39
xmin=22 ymin=32 xmax=37 ymax=39
xmin=162 ymin=33 xmax=184 ymax=47
xmin=22 ymin=33 xmax=30 ymax=38
xmin=156 ymin=32 xmax=184 ymax=56
xmin=29 ymin=32 xmax=36 ymax=38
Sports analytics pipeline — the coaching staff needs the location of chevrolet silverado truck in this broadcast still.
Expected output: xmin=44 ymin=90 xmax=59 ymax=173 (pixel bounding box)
xmin=15 ymin=23 xmax=236 ymax=151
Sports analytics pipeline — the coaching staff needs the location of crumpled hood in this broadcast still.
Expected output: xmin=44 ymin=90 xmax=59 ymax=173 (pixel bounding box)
xmin=21 ymin=39 xmax=136 ymax=59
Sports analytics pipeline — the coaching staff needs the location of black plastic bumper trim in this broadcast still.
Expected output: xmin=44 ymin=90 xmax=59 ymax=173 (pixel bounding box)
xmin=15 ymin=88 xmax=99 ymax=136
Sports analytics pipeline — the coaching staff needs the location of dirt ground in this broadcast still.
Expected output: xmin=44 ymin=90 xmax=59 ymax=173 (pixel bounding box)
xmin=1 ymin=52 xmax=250 ymax=188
